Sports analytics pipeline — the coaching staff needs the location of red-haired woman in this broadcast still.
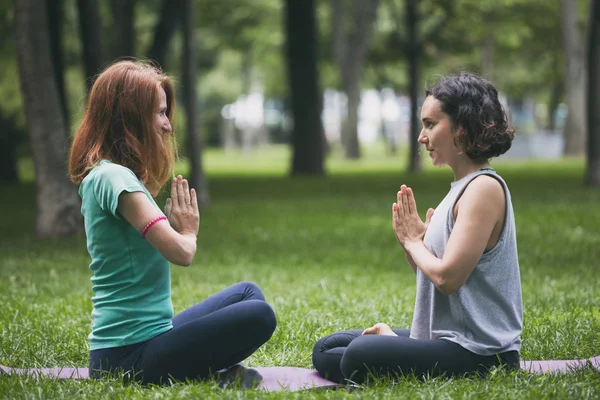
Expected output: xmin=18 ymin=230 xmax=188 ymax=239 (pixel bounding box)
xmin=69 ymin=60 xmax=276 ymax=386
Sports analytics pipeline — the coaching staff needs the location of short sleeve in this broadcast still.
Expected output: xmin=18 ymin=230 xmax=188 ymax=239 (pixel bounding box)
xmin=91 ymin=163 xmax=145 ymax=218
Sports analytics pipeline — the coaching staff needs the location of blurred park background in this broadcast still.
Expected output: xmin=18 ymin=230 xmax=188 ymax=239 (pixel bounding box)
xmin=1 ymin=0 xmax=600 ymax=398
xmin=1 ymin=0 xmax=599 ymax=237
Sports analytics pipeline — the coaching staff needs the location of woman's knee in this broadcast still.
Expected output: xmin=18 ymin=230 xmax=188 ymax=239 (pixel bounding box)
xmin=340 ymin=336 xmax=376 ymax=383
xmin=235 ymin=281 xmax=265 ymax=301
xmin=247 ymin=300 xmax=276 ymax=339
xmin=312 ymin=331 xmax=361 ymax=371
xmin=311 ymin=335 xmax=329 ymax=370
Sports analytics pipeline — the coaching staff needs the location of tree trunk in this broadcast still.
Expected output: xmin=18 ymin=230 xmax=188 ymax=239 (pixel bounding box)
xmin=182 ymin=0 xmax=209 ymax=207
xmin=560 ymin=0 xmax=587 ymax=155
xmin=286 ymin=0 xmax=325 ymax=175
xmin=343 ymin=72 xmax=361 ymax=159
xmin=332 ymin=0 xmax=380 ymax=159
xmin=110 ymin=0 xmax=135 ymax=58
xmin=77 ymin=0 xmax=105 ymax=92
xmin=586 ymin=0 xmax=600 ymax=186
xmin=407 ymin=0 xmax=421 ymax=173
xmin=147 ymin=0 xmax=182 ymax=69
xmin=47 ymin=0 xmax=68 ymax=129
xmin=547 ymin=78 xmax=563 ymax=131
xmin=240 ymin=52 xmax=253 ymax=155
xmin=0 ymin=113 xmax=21 ymax=184
xmin=14 ymin=0 xmax=83 ymax=237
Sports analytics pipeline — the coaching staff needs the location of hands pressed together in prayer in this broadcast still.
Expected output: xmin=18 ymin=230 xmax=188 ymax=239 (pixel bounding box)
xmin=165 ymin=175 xmax=199 ymax=237
xmin=392 ymin=185 xmax=434 ymax=247
xmin=361 ymin=186 xmax=435 ymax=337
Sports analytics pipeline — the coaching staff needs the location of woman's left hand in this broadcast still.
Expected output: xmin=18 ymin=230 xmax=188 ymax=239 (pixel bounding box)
xmin=393 ymin=185 xmax=433 ymax=246
xmin=362 ymin=323 xmax=398 ymax=336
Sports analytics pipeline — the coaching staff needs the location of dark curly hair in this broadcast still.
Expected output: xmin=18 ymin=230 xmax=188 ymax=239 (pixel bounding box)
xmin=425 ymin=73 xmax=515 ymax=163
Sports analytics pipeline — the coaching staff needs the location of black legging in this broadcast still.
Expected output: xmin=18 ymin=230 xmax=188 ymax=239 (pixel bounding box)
xmin=89 ymin=281 xmax=276 ymax=385
xmin=312 ymin=329 xmax=519 ymax=384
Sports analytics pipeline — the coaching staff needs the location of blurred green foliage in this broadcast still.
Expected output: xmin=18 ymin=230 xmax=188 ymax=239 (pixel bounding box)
xmin=1 ymin=0 xmax=590 ymax=152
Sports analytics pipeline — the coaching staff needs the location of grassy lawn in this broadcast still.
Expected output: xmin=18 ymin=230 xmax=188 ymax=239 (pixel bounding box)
xmin=1 ymin=145 xmax=599 ymax=398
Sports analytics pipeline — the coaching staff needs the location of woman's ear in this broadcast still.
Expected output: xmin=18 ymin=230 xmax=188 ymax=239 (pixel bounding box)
xmin=452 ymin=126 xmax=465 ymax=155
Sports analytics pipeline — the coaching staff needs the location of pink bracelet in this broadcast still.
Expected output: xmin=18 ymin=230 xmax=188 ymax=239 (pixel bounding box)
xmin=141 ymin=216 xmax=167 ymax=238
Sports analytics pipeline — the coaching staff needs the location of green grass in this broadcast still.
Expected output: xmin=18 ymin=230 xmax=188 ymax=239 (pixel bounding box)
xmin=2 ymin=145 xmax=599 ymax=398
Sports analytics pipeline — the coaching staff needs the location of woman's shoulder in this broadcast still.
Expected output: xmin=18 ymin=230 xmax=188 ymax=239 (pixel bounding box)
xmin=469 ymin=173 xmax=505 ymax=190
xmin=466 ymin=173 xmax=505 ymax=196
xmin=85 ymin=160 xmax=137 ymax=182
xmin=459 ymin=173 xmax=506 ymax=212
xmin=81 ymin=161 xmax=143 ymax=197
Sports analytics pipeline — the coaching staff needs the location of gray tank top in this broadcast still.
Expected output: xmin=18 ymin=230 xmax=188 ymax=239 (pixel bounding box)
xmin=410 ymin=170 xmax=523 ymax=355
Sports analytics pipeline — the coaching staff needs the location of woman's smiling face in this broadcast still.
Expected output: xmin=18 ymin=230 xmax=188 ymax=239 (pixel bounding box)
xmin=154 ymin=85 xmax=172 ymax=136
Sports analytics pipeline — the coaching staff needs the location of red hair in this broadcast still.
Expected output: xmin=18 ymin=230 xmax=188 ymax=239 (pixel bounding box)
xmin=69 ymin=60 xmax=176 ymax=196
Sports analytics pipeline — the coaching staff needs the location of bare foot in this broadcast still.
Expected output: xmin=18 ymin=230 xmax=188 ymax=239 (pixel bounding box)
xmin=217 ymin=363 xmax=263 ymax=389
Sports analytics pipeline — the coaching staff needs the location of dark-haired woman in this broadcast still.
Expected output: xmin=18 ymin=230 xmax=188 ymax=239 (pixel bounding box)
xmin=69 ymin=60 xmax=276 ymax=386
xmin=312 ymin=73 xmax=523 ymax=383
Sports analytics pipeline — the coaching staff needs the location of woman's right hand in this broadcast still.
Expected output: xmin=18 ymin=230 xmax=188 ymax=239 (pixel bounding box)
xmin=165 ymin=175 xmax=199 ymax=236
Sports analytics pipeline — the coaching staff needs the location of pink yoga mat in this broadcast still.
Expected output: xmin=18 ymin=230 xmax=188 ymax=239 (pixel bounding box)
xmin=0 ymin=365 xmax=338 ymax=391
xmin=2 ymin=357 xmax=599 ymax=391
xmin=256 ymin=367 xmax=339 ymax=391
xmin=0 ymin=365 xmax=89 ymax=380
xmin=519 ymin=356 xmax=600 ymax=374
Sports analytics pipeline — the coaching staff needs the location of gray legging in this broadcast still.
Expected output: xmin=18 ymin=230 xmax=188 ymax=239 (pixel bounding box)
xmin=312 ymin=329 xmax=519 ymax=384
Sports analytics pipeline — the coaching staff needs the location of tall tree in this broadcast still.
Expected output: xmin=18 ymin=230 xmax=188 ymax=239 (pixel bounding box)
xmin=76 ymin=0 xmax=106 ymax=92
xmin=547 ymin=55 xmax=564 ymax=132
xmin=285 ymin=0 xmax=325 ymax=175
xmin=182 ymin=0 xmax=209 ymax=207
xmin=332 ymin=0 xmax=380 ymax=159
xmin=382 ymin=0 xmax=452 ymax=173
xmin=405 ymin=0 xmax=420 ymax=173
xmin=0 ymin=112 xmax=22 ymax=184
xmin=586 ymin=0 xmax=600 ymax=186
xmin=47 ymin=0 xmax=68 ymax=128
xmin=0 ymin=3 xmax=23 ymax=184
xmin=561 ymin=0 xmax=587 ymax=155
xmin=110 ymin=0 xmax=135 ymax=58
xmin=146 ymin=0 xmax=182 ymax=70
xmin=14 ymin=0 xmax=82 ymax=237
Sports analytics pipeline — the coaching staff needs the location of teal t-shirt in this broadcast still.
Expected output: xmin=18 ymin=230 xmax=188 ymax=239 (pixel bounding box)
xmin=79 ymin=160 xmax=173 ymax=350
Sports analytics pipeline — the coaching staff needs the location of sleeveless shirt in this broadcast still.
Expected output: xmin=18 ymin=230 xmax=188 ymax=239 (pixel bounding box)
xmin=410 ymin=170 xmax=523 ymax=355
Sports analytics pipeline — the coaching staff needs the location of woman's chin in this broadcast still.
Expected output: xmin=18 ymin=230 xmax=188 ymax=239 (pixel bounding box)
xmin=430 ymin=159 xmax=447 ymax=168
xmin=428 ymin=152 xmax=439 ymax=166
